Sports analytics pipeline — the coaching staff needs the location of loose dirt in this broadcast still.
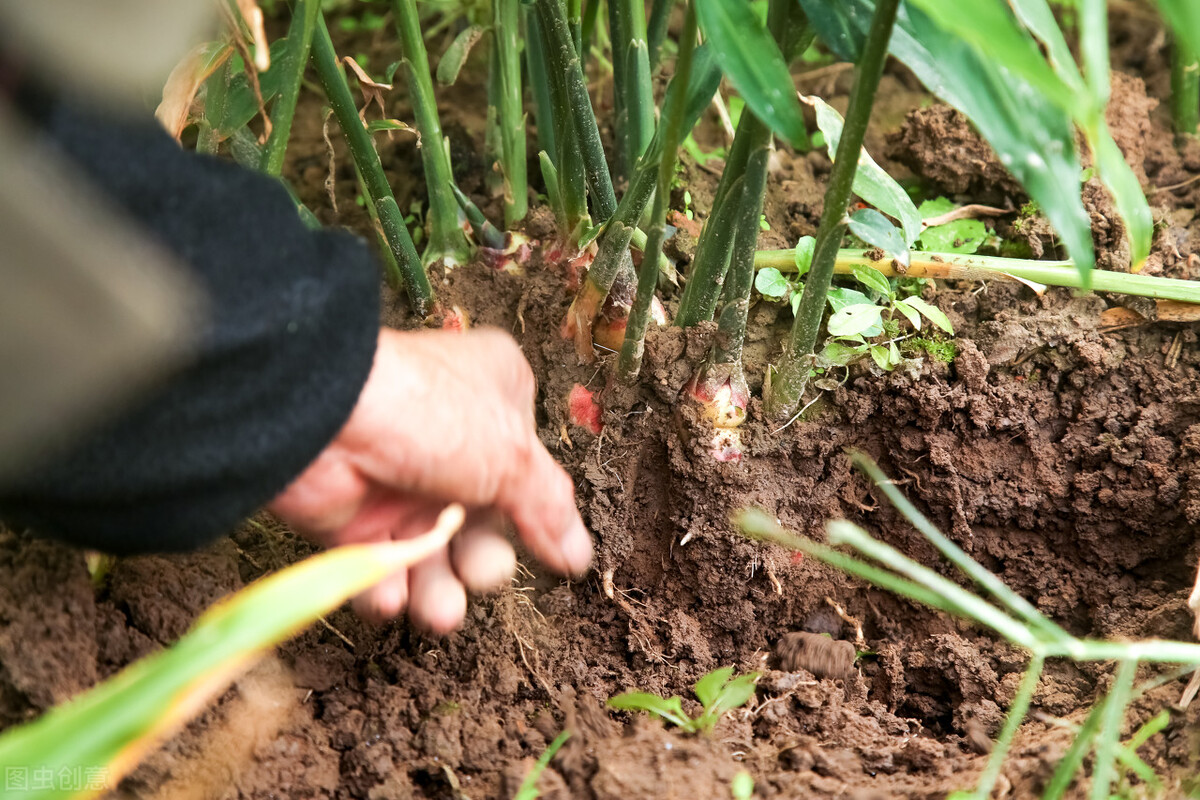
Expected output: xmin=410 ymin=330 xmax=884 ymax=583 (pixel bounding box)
xmin=3 ymin=8 xmax=1200 ymax=799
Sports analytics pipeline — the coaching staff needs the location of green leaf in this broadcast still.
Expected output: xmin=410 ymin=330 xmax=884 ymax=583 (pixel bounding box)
xmin=1158 ymin=0 xmax=1200 ymax=63
xmin=793 ymin=235 xmax=817 ymax=277
xmin=903 ymin=295 xmax=954 ymax=334
xmin=828 ymin=303 xmax=885 ymax=337
xmin=904 ymin=0 xmax=1081 ymax=116
xmin=708 ymin=673 xmax=759 ymax=717
xmin=820 ymin=340 xmax=868 ymax=366
xmin=0 ymin=517 xmax=461 ymax=799
xmin=807 ymin=96 xmax=922 ymax=245
xmin=607 ymin=692 xmax=693 ymax=729
xmin=826 ymin=286 xmax=873 ymax=312
xmin=694 ymin=0 xmax=809 ymax=147
xmin=851 ymin=263 xmax=893 ymax=297
xmin=210 ymin=40 xmax=290 ymax=136
xmin=870 ymin=344 xmax=891 ymax=371
xmin=848 ymin=209 xmax=910 ymax=268
xmin=436 ymin=24 xmax=486 ymax=86
xmin=892 ymin=298 xmax=922 ymax=330
xmin=755 ymin=268 xmax=791 ymax=299
xmin=818 ymin=0 xmax=1096 ymax=279
xmin=694 ymin=667 xmax=735 ymax=709
xmin=916 ymin=200 xmax=987 ymax=253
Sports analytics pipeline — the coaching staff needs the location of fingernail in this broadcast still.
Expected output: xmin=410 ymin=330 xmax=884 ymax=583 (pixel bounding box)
xmin=561 ymin=520 xmax=594 ymax=575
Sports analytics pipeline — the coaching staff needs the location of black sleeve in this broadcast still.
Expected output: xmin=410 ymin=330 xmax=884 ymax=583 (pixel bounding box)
xmin=0 ymin=100 xmax=381 ymax=554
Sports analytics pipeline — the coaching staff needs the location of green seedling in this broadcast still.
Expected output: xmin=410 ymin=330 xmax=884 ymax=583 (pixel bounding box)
xmin=513 ymin=730 xmax=571 ymax=800
xmin=608 ymin=666 xmax=760 ymax=735
xmin=731 ymin=770 xmax=755 ymax=800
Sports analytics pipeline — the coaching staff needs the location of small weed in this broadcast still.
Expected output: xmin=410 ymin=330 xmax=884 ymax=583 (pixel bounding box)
xmin=514 ymin=730 xmax=571 ymax=800
xmin=607 ymin=666 xmax=759 ymax=735
xmin=731 ymin=770 xmax=755 ymax=800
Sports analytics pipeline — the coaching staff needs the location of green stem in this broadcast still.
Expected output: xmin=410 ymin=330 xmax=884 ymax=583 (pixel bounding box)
xmin=968 ymin=655 xmax=1045 ymax=800
xmin=525 ymin=8 xmax=558 ymax=164
xmin=617 ymin=3 xmax=698 ymax=382
xmin=1172 ymin=34 xmax=1200 ymax=139
xmin=312 ymin=16 xmax=434 ymax=314
xmin=568 ymin=0 xmax=583 ymax=54
xmin=1042 ymin=702 xmax=1103 ymax=800
xmin=260 ymin=0 xmax=321 ymax=176
xmin=610 ymin=0 xmax=653 ymax=184
xmin=712 ymin=125 xmax=771 ymax=366
xmin=392 ymin=0 xmax=472 ymax=267
xmin=494 ymin=0 xmax=528 ymax=226
xmin=752 ymin=248 xmax=1200 ymax=305
xmin=581 ymin=0 xmax=601 ymax=54
xmin=765 ymin=0 xmax=900 ymax=420
xmin=647 ymin=0 xmax=673 ymax=70
xmin=536 ymin=7 xmax=590 ymax=238
xmin=535 ymin=0 xmax=618 ymax=222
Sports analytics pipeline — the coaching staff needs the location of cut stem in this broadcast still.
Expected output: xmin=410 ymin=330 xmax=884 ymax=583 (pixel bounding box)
xmin=260 ymin=0 xmax=321 ymax=176
xmin=765 ymin=0 xmax=900 ymax=421
xmin=617 ymin=3 xmax=698 ymax=382
xmin=392 ymin=0 xmax=472 ymax=266
xmin=752 ymin=248 xmax=1200 ymax=305
xmin=311 ymin=16 xmax=434 ymax=313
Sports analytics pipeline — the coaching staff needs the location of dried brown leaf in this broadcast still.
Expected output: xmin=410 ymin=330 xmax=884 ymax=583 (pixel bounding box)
xmin=155 ymin=41 xmax=234 ymax=139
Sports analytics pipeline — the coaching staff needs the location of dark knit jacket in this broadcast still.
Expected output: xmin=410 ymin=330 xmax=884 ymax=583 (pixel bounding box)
xmin=0 ymin=99 xmax=381 ymax=554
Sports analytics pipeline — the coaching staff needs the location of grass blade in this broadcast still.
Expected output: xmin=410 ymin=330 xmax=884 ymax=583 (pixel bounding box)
xmin=514 ymin=731 xmax=571 ymax=800
xmin=1090 ymin=659 xmax=1136 ymax=800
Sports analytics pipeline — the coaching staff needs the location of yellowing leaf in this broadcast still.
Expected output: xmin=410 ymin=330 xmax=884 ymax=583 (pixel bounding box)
xmin=155 ymin=41 xmax=233 ymax=139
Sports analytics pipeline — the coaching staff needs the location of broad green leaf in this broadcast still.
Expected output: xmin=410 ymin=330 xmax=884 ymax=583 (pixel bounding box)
xmin=806 ymin=96 xmax=922 ymax=246
xmin=210 ymin=39 xmax=290 ymax=136
xmin=826 ymin=286 xmax=873 ymax=313
xmin=755 ymin=268 xmax=791 ymax=299
xmin=694 ymin=0 xmax=808 ymax=147
xmin=821 ymin=340 xmax=868 ymax=366
xmin=794 ymin=235 xmax=817 ymax=277
xmin=903 ymin=295 xmax=954 ymax=334
xmin=808 ymin=1 xmax=1095 ymax=280
xmin=903 ymin=0 xmax=1081 ymax=116
xmin=848 ymin=208 xmax=910 ymax=268
xmin=1074 ymin=0 xmax=1152 ymax=271
xmin=851 ymin=263 xmax=893 ymax=297
xmin=828 ymin=303 xmax=885 ymax=337
xmin=1007 ymin=0 xmax=1086 ymax=93
xmin=0 ymin=509 xmax=463 ymax=800
xmin=694 ymin=667 xmax=735 ymax=709
xmin=436 ymin=24 xmax=486 ymax=85
xmin=708 ymin=673 xmax=759 ymax=717
xmin=1158 ymin=0 xmax=1200 ymax=63
xmin=870 ymin=344 xmax=891 ymax=371
xmin=893 ymin=298 xmax=922 ymax=329
xmin=607 ymin=692 xmax=693 ymax=729
xmin=917 ymin=200 xmax=987 ymax=254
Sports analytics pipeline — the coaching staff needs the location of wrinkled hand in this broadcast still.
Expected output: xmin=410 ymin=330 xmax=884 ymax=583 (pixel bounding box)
xmin=268 ymin=327 xmax=592 ymax=632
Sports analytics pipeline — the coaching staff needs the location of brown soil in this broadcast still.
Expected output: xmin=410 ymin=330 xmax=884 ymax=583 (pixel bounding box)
xmin=4 ymin=9 xmax=1200 ymax=800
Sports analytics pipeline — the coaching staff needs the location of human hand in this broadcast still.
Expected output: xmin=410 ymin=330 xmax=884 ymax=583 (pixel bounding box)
xmin=267 ymin=327 xmax=592 ymax=632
